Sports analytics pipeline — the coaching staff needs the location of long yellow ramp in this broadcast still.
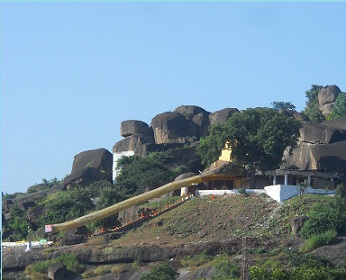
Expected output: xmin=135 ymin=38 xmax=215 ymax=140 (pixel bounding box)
xmin=49 ymin=175 xmax=205 ymax=233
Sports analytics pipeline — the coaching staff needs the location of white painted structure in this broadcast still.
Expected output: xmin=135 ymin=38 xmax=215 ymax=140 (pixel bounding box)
xmin=113 ymin=151 xmax=135 ymax=183
xmin=196 ymin=185 xmax=335 ymax=202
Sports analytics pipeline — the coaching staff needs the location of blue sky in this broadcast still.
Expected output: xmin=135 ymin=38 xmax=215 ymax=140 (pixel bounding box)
xmin=1 ymin=2 xmax=346 ymax=194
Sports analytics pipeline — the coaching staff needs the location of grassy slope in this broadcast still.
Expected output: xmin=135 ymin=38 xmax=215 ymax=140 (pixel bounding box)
xmin=112 ymin=193 xmax=333 ymax=247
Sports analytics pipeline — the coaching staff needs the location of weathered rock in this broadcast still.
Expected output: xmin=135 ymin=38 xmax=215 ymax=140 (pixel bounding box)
xmin=120 ymin=120 xmax=153 ymax=138
xmin=27 ymin=205 xmax=45 ymax=228
xmin=299 ymin=121 xmax=346 ymax=144
xmin=2 ymin=199 xmax=14 ymax=213
xmin=282 ymin=141 xmax=346 ymax=172
xmin=48 ymin=262 xmax=66 ymax=280
xmin=151 ymin=112 xmax=198 ymax=144
xmin=290 ymin=216 xmax=308 ymax=236
xmin=322 ymin=116 xmax=346 ymax=130
xmin=192 ymin=112 xmax=210 ymax=138
xmin=318 ymin=85 xmax=341 ymax=107
xmin=173 ymin=105 xmax=211 ymax=138
xmin=27 ymin=183 xmax=52 ymax=194
xmin=17 ymin=198 xmax=37 ymax=211
xmin=174 ymin=105 xmax=209 ymax=121
xmin=320 ymin=103 xmax=335 ymax=117
xmin=60 ymin=234 xmax=87 ymax=246
xmin=209 ymin=108 xmax=239 ymax=125
xmin=113 ymin=133 xmax=155 ymax=155
xmin=63 ymin=148 xmax=113 ymax=189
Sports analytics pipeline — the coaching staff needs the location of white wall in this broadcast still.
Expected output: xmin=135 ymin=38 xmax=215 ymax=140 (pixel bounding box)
xmin=196 ymin=185 xmax=335 ymax=203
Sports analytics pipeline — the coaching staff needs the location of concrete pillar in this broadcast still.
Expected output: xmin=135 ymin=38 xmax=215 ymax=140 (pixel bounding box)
xmin=307 ymin=175 xmax=311 ymax=186
xmin=181 ymin=187 xmax=188 ymax=197
xmin=273 ymin=175 xmax=277 ymax=185
xmin=284 ymin=174 xmax=288 ymax=185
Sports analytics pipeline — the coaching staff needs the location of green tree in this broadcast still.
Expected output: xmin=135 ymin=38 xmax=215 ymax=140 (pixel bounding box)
xmin=115 ymin=152 xmax=178 ymax=195
xmin=327 ymin=93 xmax=346 ymax=120
xmin=300 ymin=183 xmax=346 ymax=238
xmin=140 ymin=262 xmax=179 ymax=280
xmin=38 ymin=180 xmax=111 ymax=225
xmin=271 ymin=101 xmax=296 ymax=111
xmin=7 ymin=204 xmax=31 ymax=240
xmin=197 ymin=108 xmax=301 ymax=178
xmin=302 ymin=85 xmax=325 ymax=122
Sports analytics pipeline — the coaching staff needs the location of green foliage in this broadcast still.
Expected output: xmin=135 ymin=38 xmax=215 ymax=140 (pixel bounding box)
xmin=38 ymin=180 xmax=112 ymax=226
xmin=250 ymin=265 xmax=289 ymax=280
xmin=140 ymin=262 xmax=179 ymax=280
xmin=300 ymin=230 xmax=338 ymax=252
xmin=300 ymin=185 xmax=346 ymax=238
xmin=303 ymin=85 xmax=325 ymax=122
xmin=180 ymin=254 xmax=212 ymax=268
xmin=115 ymin=152 xmax=178 ymax=195
xmin=198 ymin=107 xmax=301 ymax=173
xmin=327 ymin=93 xmax=346 ymax=120
xmin=6 ymin=204 xmax=30 ymax=241
xmin=27 ymin=177 xmax=62 ymax=194
xmin=197 ymin=123 xmax=228 ymax=166
xmin=271 ymin=101 xmax=296 ymax=111
xmin=25 ymin=253 xmax=85 ymax=278
xmin=212 ymin=254 xmax=240 ymax=280
xmin=300 ymin=202 xmax=342 ymax=238
xmin=250 ymin=265 xmax=346 ymax=280
xmin=2 ymin=192 xmax=25 ymax=200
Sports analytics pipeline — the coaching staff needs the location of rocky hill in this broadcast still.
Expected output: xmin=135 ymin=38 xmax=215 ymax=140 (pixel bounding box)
xmin=3 ymin=193 xmax=346 ymax=279
xmin=2 ymin=84 xmax=346 ymax=279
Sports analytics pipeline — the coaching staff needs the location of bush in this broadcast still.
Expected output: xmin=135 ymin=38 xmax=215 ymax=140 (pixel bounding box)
xmin=180 ymin=254 xmax=212 ymax=268
xmin=300 ymin=230 xmax=338 ymax=252
xmin=140 ymin=262 xmax=178 ymax=280
xmin=300 ymin=201 xmax=344 ymax=238
xmin=212 ymin=254 xmax=240 ymax=280
xmin=25 ymin=253 xmax=85 ymax=278
xmin=250 ymin=265 xmax=346 ymax=280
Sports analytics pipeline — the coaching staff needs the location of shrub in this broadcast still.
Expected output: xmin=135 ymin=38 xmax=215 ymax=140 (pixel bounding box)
xmin=212 ymin=254 xmax=240 ymax=280
xmin=300 ymin=201 xmax=343 ymax=238
xmin=140 ymin=262 xmax=178 ymax=280
xmin=180 ymin=254 xmax=212 ymax=268
xmin=25 ymin=253 xmax=85 ymax=278
xmin=300 ymin=230 xmax=337 ymax=252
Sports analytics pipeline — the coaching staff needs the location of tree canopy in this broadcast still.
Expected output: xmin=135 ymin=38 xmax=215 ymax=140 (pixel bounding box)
xmin=197 ymin=107 xmax=301 ymax=175
xmin=271 ymin=101 xmax=296 ymax=111
xmin=327 ymin=93 xmax=346 ymax=120
xmin=114 ymin=152 xmax=182 ymax=195
xmin=303 ymin=85 xmax=325 ymax=123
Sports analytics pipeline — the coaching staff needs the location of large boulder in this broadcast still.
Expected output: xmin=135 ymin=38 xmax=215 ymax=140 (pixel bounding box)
xmin=174 ymin=105 xmax=211 ymax=138
xmin=2 ymin=199 xmax=14 ymax=213
xmin=322 ymin=116 xmax=346 ymax=130
xmin=299 ymin=121 xmax=346 ymax=144
xmin=48 ymin=262 xmax=66 ymax=280
xmin=151 ymin=112 xmax=198 ymax=144
xmin=26 ymin=205 xmax=45 ymax=228
xmin=192 ymin=112 xmax=211 ymax=138
xmin=174 ymin=105 xmax=209 ymax=121
xmin=209 ymin=108 xmax=239 ymax=125
xmin=113 ymin=133 xmax=155 ymax=156
xmin=63 ymin=148 xmax=113 ymax=189
xmin=282 ymin=139 xmax=346 ymax=172
xmin=120 ymin=120 xmax=153 ymax=138
xmin=318 ymin=85 xmax=341 ymax=107
xmin=318 ymin=85 xmax=341 ymax=116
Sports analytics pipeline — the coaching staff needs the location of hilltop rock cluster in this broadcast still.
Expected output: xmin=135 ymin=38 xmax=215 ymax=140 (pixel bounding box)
xmin=36 ymin=85 xmax=346 ymax=189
